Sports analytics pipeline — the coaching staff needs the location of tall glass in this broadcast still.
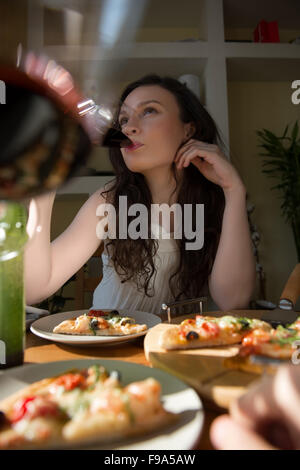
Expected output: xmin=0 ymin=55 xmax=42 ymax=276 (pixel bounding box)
xmin=0 ymin=201 xmax=28 ymax=368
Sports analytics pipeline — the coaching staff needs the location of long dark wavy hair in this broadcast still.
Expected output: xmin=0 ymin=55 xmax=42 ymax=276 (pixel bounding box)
xmin=101 ymin=74 xmax=225 ymax=302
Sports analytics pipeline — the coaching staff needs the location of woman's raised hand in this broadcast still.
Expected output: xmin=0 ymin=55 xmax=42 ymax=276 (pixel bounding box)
xmin=174 ymin=139 xmax=245 ymax=197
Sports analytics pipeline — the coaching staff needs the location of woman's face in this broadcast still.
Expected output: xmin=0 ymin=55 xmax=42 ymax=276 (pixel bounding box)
xmin=119 ymin=85 xmax=193 ymax=173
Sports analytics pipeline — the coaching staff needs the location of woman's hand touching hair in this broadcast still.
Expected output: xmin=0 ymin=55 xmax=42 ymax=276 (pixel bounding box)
xmin=174 ymin=139 xmax=245 ymax=199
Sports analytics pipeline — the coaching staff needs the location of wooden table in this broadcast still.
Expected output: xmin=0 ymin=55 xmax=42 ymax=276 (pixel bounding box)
xmin=25 ymin=331 xmax=223 ymax=450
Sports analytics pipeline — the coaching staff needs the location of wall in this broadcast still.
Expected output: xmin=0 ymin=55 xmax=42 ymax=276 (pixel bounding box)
xmin=50 ymin=195 xmax=88 ymax=311
xmin=227 ymin=81 xmax=300 ymax=309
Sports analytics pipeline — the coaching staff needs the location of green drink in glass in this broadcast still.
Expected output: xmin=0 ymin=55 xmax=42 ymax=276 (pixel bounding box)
xmin=0 ymin=201 xmax=28 ymax=368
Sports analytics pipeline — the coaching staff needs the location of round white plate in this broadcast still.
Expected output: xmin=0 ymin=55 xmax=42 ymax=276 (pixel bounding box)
xmin=1 ymin=359 xmax=204 ymax=450
xmin=30 ymin=309 xmax=161 ymax=346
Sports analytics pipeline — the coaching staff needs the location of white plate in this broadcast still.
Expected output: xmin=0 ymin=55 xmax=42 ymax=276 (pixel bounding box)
xmin=0 ymin=359 xmax=204 ymax=450
xmin=30 ymin=309 xmax=161 ymax=346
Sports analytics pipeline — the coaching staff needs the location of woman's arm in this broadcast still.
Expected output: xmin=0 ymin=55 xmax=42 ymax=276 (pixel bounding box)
xmin=24 ymin=188 xmax=108 ymax=305
xmin=208 ymin=185 xmax=256 ymax=310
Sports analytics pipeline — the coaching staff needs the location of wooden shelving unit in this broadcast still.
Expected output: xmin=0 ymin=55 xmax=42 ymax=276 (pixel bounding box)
xmin=26 ymin=0 xmax=300 ymax=194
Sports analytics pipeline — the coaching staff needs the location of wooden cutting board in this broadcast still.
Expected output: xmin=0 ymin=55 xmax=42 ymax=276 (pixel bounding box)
xmin=144 ymin=310 xmax=269 ymax=410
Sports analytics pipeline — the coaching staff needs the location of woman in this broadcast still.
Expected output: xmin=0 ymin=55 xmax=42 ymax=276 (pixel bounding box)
xmin=25 ymin=75 xmax=256 ymax=315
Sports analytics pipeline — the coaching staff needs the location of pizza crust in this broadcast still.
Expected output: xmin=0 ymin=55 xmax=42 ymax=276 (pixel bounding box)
xmin=62 ymin=408 xmax=176 ymax=447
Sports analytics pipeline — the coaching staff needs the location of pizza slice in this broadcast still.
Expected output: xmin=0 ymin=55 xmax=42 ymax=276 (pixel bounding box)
xmin=53 ymin=309 xmax=147 ymax=336
xmin=159 ymin=314 xmax=272 ymax=350
xmin=240 ymin=322 xmax=300 ymax=359
xmin=223 ymin=317 xmax=300 ymax=374
xmin=0 ymin=364 xmax=176 ymax=449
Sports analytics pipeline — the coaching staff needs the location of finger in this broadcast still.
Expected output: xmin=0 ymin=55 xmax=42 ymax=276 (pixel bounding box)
xmin=176 ymin=155 xmax=208 ymax=177
xmin=174 ymin=142 xmax=216 ymax=163
xmin=230 ymin=375 xmax=274 ymax=426
xmin=176 ymin=152 xmax=192 ymax=169
xmin=210 ymin=415 xmax=276 ymax=450
xmin=231 ymin=366 xmax=300 ymax=447
xmin=180 ymin=151 xmax=196 ymax=168
xmin=180 ymin=148 xmax=219 ymax=166
xmin=183 ymin=139 xmax=218 ymax=150
xmin=175 ymin=142 xmax=214 ymax=160
xmin=231 ymin=367 xmax=300 ymax=427
xmin=174 ymin=143 xmax=195 ymax=163
xmin=176 ymin=149 xmax=208 ymax=169
xmin=190 ymin=157 xmax=207 ymax=171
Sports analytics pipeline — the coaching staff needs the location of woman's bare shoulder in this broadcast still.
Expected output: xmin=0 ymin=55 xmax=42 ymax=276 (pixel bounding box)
xmin=88 ymin=178 xmax=116 ymax=207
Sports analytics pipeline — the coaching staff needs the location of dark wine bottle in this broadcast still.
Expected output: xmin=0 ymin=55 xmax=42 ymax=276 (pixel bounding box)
xmin=0 ymin=65 xmax=130 ymax=200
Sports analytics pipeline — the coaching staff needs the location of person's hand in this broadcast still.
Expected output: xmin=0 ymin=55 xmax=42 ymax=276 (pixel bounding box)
xmin=210 ymin=365 xmax=300 ymax=450
xmin=174 ymin=139 xmax=245 ymax=198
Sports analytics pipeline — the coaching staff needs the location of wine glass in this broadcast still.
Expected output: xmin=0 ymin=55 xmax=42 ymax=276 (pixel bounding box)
xmin=0 ymin=198 xmax=37 ymax=368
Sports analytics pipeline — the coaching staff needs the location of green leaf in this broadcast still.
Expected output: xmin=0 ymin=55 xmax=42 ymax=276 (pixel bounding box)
xmin=257 ymin=122 xmax=300 ymax=242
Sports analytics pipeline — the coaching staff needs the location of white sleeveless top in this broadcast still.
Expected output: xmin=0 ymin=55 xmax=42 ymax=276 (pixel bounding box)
xmin=92 ymin=224 xmax=180 ymax=316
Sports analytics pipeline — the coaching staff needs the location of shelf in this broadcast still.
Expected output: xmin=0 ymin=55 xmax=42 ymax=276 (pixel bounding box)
xmin=223 ymin=0 xmax=300 ymax=30
xmin=43 ymin=0 xmax=207 ymax=45
xmin=225 ymin=43 xmax=300 ymax=81
xmin=109 ymin=57 xmax=206 ymax=83
xmin=139 ymin=0 xmax=206 ymax=30
xmin=225 ymin=42 xmax=300 ymax=59
xmin=132 ymin=41 xmax=209 ymax=58
xmin=44 ymin=43 xmax=208 ymax=83
xmin=45 ymin=40 xmax=299 ymax=96
xmin=44 ymin=42 xmax=209 ymax=61
xmin=31 ymin=0 xmax=300 ymax=151
xmin=44 ymin=45 xmax=207 ymax=98
xmin=227 ymin=57 xmax=300 ymax=81
xmin=135 ymin=0 xmax=207 ymax=43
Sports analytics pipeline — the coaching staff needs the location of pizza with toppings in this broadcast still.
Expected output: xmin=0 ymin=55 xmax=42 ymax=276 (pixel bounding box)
xmin=53 ymin=309 xmax=148 ymax=336
xmin=223 ymin=317 xmax=300 ymax=374
xmin=0 ymin=364 xmax=176 ymax=449
xmin=159 ymin=314 xmax=272 ymax=350
xmin=239 ymin=317 xmax=300 ymax=359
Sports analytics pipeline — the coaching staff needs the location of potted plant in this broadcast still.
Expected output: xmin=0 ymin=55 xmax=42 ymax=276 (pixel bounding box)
xmin=256 ymin=121 xmax=300 ymax=261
